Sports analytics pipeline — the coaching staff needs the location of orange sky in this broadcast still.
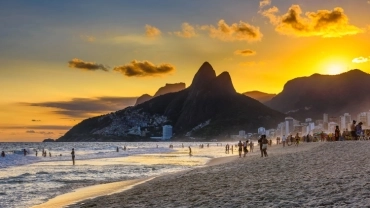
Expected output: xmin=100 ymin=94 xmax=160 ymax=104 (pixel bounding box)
xmin=1 ymin=0 xmax=370 ymax=141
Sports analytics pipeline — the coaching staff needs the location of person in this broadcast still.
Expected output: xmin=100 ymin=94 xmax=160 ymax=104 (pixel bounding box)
xmin=350 ymin=120 xmax=357 ymax=140
xmin=116 ymin=147 xmax=119 ymax=152
xmin=49 ymin=152 xmax=51 ymax=157
xmin=334 ymin=126 xmax=340 ymax=141
xmin=225 ymin=145 xmax=228 ymax=154
xmin=231 ymin=145 xmax=233 ymax=154
xmin=35 ymin=150 xmax=38 ymax=157
xmin=295 ymin=133 xmax=300 ymax=146
xmin=238 ymin=140 xmax=243 ymax=158
xmin=188 ymin=146 xmax=192 ymax=156
xmin=71 ymin=148 xmax=75 ymax=165
xmin=23 ymin=149 xmax=27 ymax=156
xmin=258 ymin=136 xmax=263 ymax=157
xmin=356 ymin=122 xmax=363 ymax=140
xmin=249 ymin=141 xmax=254 ymax=152
xmin=282 ymin=135 xmax=286 ymax=147
xmin=1 ymin=151 xmax=5 ymax=157
xmin=261 ymin=135 xmax=268 ymax=157
xmin=243 ymin=141 xmax=248 ymax=157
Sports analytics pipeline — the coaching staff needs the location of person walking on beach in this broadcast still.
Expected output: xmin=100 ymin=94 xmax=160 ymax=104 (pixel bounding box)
xmin=356 ymin=122 xmax=363 ymax=140
xmin=258 ymin=136 xmax=264 ymax=157
xmin=282 ymin=135 xmax=286 ymax=147
xmin=116 ymin=147 xmax=119 ymax=152
xmin=35 ymin=150 xmax=38 ymax=157
xmin=231 ymin=145 xmax=233 ymax=154
xmin=243 ymin=141 xmax=248 ymax=157
xmin=261 ymin=135 xmax=268 ymax=157
xmin=334 ymin=126 xmax=340 ymax=141
xmin=71 ymin=148 xmax=75 ymax=165
xmin=1 ymin=151 xmax=5 ymax=157
xmin=188 ymin=146 xmax=192 ymax=156
xmin=295 ymin=133 xmax=300 ymax=146
xmin=238 ymin=141 xmax=243 ymax=158
xmin=351 ymin=120 xmax=357 ymax=140
xmin=23 ymin=149 xmax=27 ymax=156
xmin=249 ymin=141 xmax=254 ymax=152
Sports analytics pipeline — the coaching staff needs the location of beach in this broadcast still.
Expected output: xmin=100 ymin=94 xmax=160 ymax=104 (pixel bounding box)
xmin=66 ymin=141 xmax=370 ymax=207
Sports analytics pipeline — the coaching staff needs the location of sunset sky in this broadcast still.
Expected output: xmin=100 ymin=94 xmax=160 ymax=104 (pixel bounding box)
xmin=1 ymin=0 xmax=370 ymax=141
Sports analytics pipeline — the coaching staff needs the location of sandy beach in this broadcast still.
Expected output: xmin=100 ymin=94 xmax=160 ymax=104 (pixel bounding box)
xmin=64 ymin=141 xmax=370 ymax=207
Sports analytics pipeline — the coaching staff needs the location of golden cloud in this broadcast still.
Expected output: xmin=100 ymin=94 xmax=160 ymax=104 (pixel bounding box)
xmin=174 ymin=22 xmax=197 ymax=38
xmin=145 ymin=24 xmax=161 ymax=38
xmin=261 ymin=5 xmax=363 ymax=37
xmin=200 ymin=19 xmax=263 ymax=42
xmin=352 ymin=57 xmax=369 ymax=63
xmin=234 ymin=49 xmax=256 ymax=56
xmin=68 ymin=58 xmax=109 ymax=72
xmin=260 ymin=0 xmax=271 ymax=8
xmin=113 ymin=60 xmax=175 ymax=77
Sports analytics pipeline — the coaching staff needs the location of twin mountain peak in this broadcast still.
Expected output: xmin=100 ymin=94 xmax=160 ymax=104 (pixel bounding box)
xmin=57 ymin=62 xmax=370 ymax=142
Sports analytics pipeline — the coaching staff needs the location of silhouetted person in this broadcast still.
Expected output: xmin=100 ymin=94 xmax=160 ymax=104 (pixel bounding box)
xmin=261 ymin=135 xmax=268 ymax=157
xmin=335 ymin=126 xmax=340 ymax=141
xmin=258 ymin=136 xmax=263 ymax=157
xmin=23 ymin=149 xmax=27 ymax=156
xmin=356 ymin=122 xmax=363 ymax=140
xmin=188 ymin=146 xmax=192 ymax=156
xmin=49 ymin=152 xmax=51 ymax=157
xmin=1 ymin=151 xmax=5 ymax=157
xmin=35 ymin=150 xmax=38 ymax=157
xmin=238 ymin=140 xmax=243 ymax=158
xmin=351 ymin=120 xmax=357 ymax=140
xmin=116 ymin=147 xmax=119 ymax=152
xmin=71 ymin=148 xmax=75 ymax=165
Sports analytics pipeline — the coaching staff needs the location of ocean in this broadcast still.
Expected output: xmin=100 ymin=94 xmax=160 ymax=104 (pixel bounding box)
xmin=0 ymin=142 xmax=232 ymax=208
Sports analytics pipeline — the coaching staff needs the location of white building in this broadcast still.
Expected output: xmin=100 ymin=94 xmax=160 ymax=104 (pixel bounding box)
xmin=358 ymin=112 xmax=368 ymax=127
xmin=239 ymin=130 xmax=246 ymax=138
xmin=162 ymin=125 xmax=173 ymax=140
xmin=258 ymin=127 xmax=266 ymax=135
xmin=305 ymin=118 xmax=312 ymax=123
xmin=285 ymin=117 xmax=294 ymax=136
xmin=323 ymin=113 xmax=329 ymax=123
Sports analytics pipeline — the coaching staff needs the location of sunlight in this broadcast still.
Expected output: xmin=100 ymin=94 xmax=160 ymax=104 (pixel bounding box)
xmin=326 ymin=64 xmax=346 ymax=75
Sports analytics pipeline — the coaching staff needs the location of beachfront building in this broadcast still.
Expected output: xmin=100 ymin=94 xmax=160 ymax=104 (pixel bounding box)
xmin=258 ymin=127 xmax=266 ymax=135
xmin=323 ymin=114 xmax=329 ymax=123
xmin=162 ymin=125 xmax=173 ymax=140
xmin=358 ymin=112 xmax=368 ymax=127
xmin=239 ymin=130 xmax=246 ymax=138
xmin=285 ymin=117 xmax=294 ymax=136
xmin=328 ymin=122 xmax=338 ymax=133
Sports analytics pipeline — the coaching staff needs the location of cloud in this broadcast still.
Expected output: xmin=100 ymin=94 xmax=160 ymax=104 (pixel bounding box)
xmin=0 ymin=125 xmax=71 ymax=130
xmin=352 ymin=57 xmax=369 ymax=63
xmin=260 ymin=0 xmax=271 ymax=8
xmin=80 ymin=35 xmax=96 ymax=42
xmin=113 ymin=60 xmax=175 ymax=77
xmin=260 ymin=5 xmax=363 ymax=37
xmin=199 ymin=19 xmax=263 ymax=42
xmin=174 ymin=22 xmax=197 ymax=38
xmin=145 ymin=24 xmax=161 ymax=38
xmin=32 ymin=119 xmax=41 ymax=122
xmin=68 ymin=58 xmax=109 ymax=72
xmin=234 ymin=49 xmax=256 ymax=56
xmin=26 ymin=130 xmax=54 ymax=135
xmin=20 ymin=97 xmax=137 ymax=118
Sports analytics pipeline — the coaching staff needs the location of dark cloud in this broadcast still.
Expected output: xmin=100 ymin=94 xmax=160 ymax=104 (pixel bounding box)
xmin=68 ymin=58 xmax=109 ymax=72
xmin=20 ymin=96 xmax=137 ymax=118
xmin=261 ymin=5 xmax=363 ymax=37
xmin=234 ymin=49 xmax=256 ymax=56
xmin=113 ymin=60 xmax=175 ymax=77
xmin=32 ymin=119 xmax=41 ymax=122
xmin=26 ymin=130 xmax=54 ymax=135
xmin=0 ymin=125 xmax=71 ymax=130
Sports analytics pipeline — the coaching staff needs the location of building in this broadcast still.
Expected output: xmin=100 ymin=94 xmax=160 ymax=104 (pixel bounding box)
xmin=162 ymin=125 xmax=173 ymax=140
xmin=285 ymin=117 xmax=294 ymax=136
xmin=323 ymin=114 xmax=328 ymax=123
xmin=258 ymin=127 xmax=266 ymax=135
xmin=305 ymin=118 xmax=312 ymax=122
xmin=239 ymin=130 xmax=246 ymax=138
xmin=358 ymin=112 xmax=368 ymax=127
xmin=328 ymin=122 xmax=338 ymax=133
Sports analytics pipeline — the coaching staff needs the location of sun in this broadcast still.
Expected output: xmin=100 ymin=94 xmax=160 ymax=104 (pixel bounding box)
xmin=326 ymin=64 xmax=346 ymax=75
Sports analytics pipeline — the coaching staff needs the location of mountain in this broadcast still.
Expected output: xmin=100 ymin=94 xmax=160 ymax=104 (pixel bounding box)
xmin=243 ymin=91 xmax=276 ymax=103
xmin=134 ymin=83 xmax=186 ymax=105
xmin=265 ymin=69 xmax=370 ymax=121
xmin=57 ymin=62 xmax=285 ymax=142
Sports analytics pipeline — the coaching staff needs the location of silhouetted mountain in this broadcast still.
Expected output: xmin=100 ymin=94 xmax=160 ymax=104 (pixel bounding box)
xmin=265 ymin=69 xmax=370 ymax=121
xmin=243 ymin=91 xmax=276 ymax=103
xmin=58 ymin=62 xmax=285 ymax=141
xmin=134 ymin=83 xmax=186 ymax=105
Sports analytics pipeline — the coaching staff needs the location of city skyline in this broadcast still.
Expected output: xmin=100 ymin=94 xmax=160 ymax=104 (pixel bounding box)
xmin=1 ymin=0 xmax=370 ymax=141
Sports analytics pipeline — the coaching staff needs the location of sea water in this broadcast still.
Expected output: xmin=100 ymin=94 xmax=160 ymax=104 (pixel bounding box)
xmin=0 ymin=142 xmax=230 ymax=208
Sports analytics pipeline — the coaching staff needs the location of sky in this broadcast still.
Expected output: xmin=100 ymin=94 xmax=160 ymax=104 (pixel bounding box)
xmin=1 ymin=0 xmax=370 ymax=141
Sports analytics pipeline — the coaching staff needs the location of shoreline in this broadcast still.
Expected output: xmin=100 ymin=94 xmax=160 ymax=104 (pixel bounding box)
xmin=32 ymin=148 xmax=238 ymax=208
